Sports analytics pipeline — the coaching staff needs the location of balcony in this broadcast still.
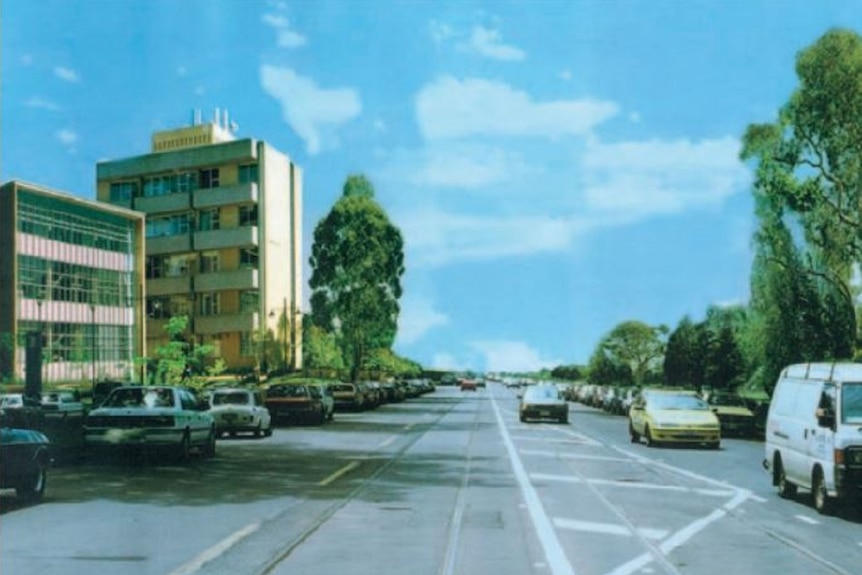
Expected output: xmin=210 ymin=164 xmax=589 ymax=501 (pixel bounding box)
xmin=193 ymin=182 xmax=258 ymax=209
xmin=147 ymin=234 xmax=192 ymax=255
xmin=134 ymin=192 xmax=191 ymax=214
xmin=194 ymin=226 xmax=258 ymax=251
xmin=147 ymin=275 xmax=192 ymax=297
xmin=195 ymin=312 xmax=258 ymax=335
xmin=195 ymin=268 xmax=258 ymax=292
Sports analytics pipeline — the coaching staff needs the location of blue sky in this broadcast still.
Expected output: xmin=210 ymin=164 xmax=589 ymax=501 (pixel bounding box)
xmin=3 ymin=1 xmax=861 ymax=373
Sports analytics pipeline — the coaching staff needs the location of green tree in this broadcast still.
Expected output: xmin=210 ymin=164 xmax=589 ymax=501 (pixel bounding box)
xmin=309 ymin=174 xmax=405 ymax=381
xmin=587 ymin=343 xmax=633 ymax=387
xmin=600 ymin=320 xmax=668 ymax=385
xmin=663 ymin=316 xmax=706 ymax=388
xmin=302 ymin=324 xmax=345 ymax=371
xmin=148 ymin=315 xmax=218 ymax=387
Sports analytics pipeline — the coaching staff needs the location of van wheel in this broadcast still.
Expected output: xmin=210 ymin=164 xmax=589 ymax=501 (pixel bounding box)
xmin=774 ymin=457 xmax=797 ymax=499
xmin=812 ymin=468 xmax=833 ymax=515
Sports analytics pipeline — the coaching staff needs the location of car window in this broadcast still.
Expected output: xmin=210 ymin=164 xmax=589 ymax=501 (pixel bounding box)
xmin=841 ymin=382 xmax=862 ymax=424
xmin=648 ymin=394 xmax=708 ymax=411
xmin=212 ymin=392 xmax=250 ymax=406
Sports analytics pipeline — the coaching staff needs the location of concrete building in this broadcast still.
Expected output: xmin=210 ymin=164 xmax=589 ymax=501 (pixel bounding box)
xmin=0 ymin=180 xmax=146 ymax=386
xmin=95 ymin=112 xmax=303 ymax=373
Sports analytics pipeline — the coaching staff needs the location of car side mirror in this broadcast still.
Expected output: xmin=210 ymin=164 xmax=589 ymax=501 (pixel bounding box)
xmin=815 ymin=407 xmax=835 ymax=429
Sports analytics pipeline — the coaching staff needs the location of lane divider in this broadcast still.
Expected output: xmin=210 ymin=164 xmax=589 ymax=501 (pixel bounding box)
xmin=318 ymin=461 xmax=361 ymax=486
xmin=166 ymin=522 xmax=260 ymax=575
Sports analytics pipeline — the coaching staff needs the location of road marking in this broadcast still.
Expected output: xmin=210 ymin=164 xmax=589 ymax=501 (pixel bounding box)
xmin=554 ymin=518 xmax=668 ymax=540
xmin=490 ymin=393 xmax=577 ymax=575
xmin=521 ymin=449 xmax=630 ymax=463
xmin=531 ymin=473 xmax=735 ymax=497
xmin=795 ymin=515 xmax=820 ymax=525
xmin=166 ymin=522 xmax=259 ymax=575
xmin=511 ymin=435 xmax=600 ymax=446
xmin=377 ymin=435 xmax=397 ymax=448
xmin=318 ymin=461 xmax=361 ymax=486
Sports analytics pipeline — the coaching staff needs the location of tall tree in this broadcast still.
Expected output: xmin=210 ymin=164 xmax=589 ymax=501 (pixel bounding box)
xmin=309 ymin=174 xmax=405 ymax=381
xmin=599 ymin=320 xmax=668 ymax=386
xmin=663 ymin=316 xmax=706 ymax=388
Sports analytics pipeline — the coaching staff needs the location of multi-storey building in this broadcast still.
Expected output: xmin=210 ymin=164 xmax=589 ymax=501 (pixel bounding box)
xmin=95 ymin=113 xmax=303 ymax=372
xmin=0 ymin=180 xmax=146 ymax=386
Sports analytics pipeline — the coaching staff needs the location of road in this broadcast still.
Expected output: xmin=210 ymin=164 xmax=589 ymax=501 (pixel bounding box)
xmin=1 ymin=383 xmax=860 ymax=575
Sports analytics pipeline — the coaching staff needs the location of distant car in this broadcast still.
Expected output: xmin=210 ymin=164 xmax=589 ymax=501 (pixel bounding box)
xmin=40 ymin=390 xmax=84 ymax=418
xmin=265 ymin=383 xmax=332 ymax=424
xmin=519 ymin=385 xmax=569 ymax=423
xmin=331 ymin=383 xmax=365 ymax=412
xmin=208 ymin=388 xmax=272 ymax=438
xmin=459 ymin=379 xmax=478 ymax=392
xmin=0 ymin=425 xmax=51 ymax=502
xmin=629 ymin=389 xmax=720 ymax=449
xmin=0 ymin=393 xmax=25 ymax=410
xmin=84 ymin=385 xmax=216 ymax=461
xmin=705 ymin=392 xmax=756 ymax=437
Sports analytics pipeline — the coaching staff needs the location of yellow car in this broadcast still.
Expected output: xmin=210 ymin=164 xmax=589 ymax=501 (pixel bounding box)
xmin=628 ymin=389 xmax=720 ymax=449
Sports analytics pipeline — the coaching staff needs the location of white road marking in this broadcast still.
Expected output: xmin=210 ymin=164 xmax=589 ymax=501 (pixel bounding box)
xmin=531 ymin=473 xmax=735 ymax=497
xmin=166 ymin=522 xmax=260 ymax=575
xmin=377 ymin=435 xmax=397 ymax=448
xmin=554 ymin=518 xmax=668 ymax=540
xmin=490 ymin=393 xmax=577 ymax=575
xmin=521 ymin=449 xmax=630 ymax=463
xmin=318 ymin=461 xmax=361 ymax=486
xmin=510 ymin=435 xmax=597 ymax=446
xmin=795 ymin=515 xmax=820 ymax=525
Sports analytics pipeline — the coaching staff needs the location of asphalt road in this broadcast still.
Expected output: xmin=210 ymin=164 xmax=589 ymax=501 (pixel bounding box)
xmin=1 ymin=383 xmax=860 ymax=575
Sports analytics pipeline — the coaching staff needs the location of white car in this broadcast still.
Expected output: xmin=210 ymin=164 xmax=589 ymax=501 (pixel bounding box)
xmin=41 ymin=391 xmax=84 ymax=418
xmin=208 ymin=387 xmax=272 ymax=438
xmin=84 ymin=386 xmax=216 ymax=461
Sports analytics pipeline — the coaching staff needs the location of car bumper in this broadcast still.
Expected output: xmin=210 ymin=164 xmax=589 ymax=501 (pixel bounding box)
xmin=521 ymin=406 xmax=568 ymax=420
xmin=651 ymin=428 xmax=720 ymax=443
xmin=84 ymin=428 xmax=185 ymax=447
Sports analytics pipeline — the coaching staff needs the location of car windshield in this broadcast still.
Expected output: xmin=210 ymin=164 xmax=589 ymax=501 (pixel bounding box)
xmin=212 ymin=392 xmax=250 ymax=406
xmin=709 ymin=394 xmax=746 ymax=407
xmin=103 ymin=387 xmax=175 ymax=409
xmin=842 ymin=382 xmax=862 ymax=424
xmin=269 ymin=385 xmax=308 ymax=398
xmin=649 ymin=394 xmax=708 ymax=411
xmin=524 ymin=386 xmax=560 ymax=401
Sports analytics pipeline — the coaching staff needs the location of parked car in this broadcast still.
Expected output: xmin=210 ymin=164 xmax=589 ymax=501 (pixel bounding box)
xmin=705 ymin=392 xmax=756 ymax=437
xmin=628 ymin=389 xmax=720 ymax=449
xmin=459 ymin=379 xmax=478 ymax=392
xmin=764 ymin=363 xmax=862 ymax=514
xmin=0 ymin=393 xmax=25 ymax=410
xmin=265 ymin=383 xmax=332 ymax=424
xmin=0 ymin=423 xmax=51 ymax=502
xmin=519 ymin=384 xmax=569 ymax=423
xmin=331 ymin=383 xmax=365 ymax=412
xmin=83 ymin=385 xmax=216 ymax=461
xmin=40 ymin=390 xmax=85 ymax=418
xmin=207 ymin=387 xmax=272 ymax=438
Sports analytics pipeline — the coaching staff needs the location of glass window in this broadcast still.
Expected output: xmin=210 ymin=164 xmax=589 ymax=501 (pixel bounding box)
xmin=200 ymin=292 xmax=220 ymax=316
xmin=240 ymin=332 xmax=255 ymax=357
xmin=239 ymin=205 xmax=258 ymax=227
xmin=240 ymin=290 xmax=259 ymax=313
xmin=238 ymin=164 xmax=258 ymax=184
xmin=110 ymin=182 xmax=137 ymax=202
xmin=199 ymin=251 xmax=219 ymax=274
xmin=146 ymin=214 xmax=191 ymax=238
xmin=200 ymin=168 xmax=220 ymax=189
xmin=198 ymin=208 xmax=220 ymax=231
xmin=239 ymin=247 xmax=258 ymax=269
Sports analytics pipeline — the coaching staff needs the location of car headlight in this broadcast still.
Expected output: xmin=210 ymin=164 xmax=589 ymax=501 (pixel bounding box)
xmin=846 ymin=450 xmax=862 ymax=466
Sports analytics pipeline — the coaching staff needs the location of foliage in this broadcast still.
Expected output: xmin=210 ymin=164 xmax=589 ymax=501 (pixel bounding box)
xmin=302 ymin=324 xmax=345 ymax=371
xmin=550 ymin=364 xmax=585 ymax=381
xmin=663 ymin=316 xmax=707 ymax=388
xmin=587 ymin=343 xmax=633 ymax=387
xmin=147 ymin=315 xmax=217 ymax=387
xmin=363 ymin=348 xmax=423 ymax=378
xmin=597 ymin=320 xmax=668 ymax=385
xmin=308 ymin=174 xmax=405 ymax=381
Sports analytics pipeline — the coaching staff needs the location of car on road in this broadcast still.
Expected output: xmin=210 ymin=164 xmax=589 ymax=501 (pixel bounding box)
xmin=459 ymin=378 xmax=478 ymax=392
xmin=207 ymin=387 xmax=272 ymax=438
xmin=83 ymin=385 xmax=216 ymax=461
xmin=628 ymin=389 xmax=721 ymax=449
xmin=704 ymin=391 xmax=756 ymax=437
xmin=331 ymin=383 xmax=366 ymax=412
xmin=265 ymin=383 xmax=333 ymax=424
xmin=0 ymin=393 xmax=26 ymax=410
xmin=40 ymin=390 xmax=85 ymax=418
xmin=0 ymin=424 xmax=51 ymax=502
xmin=519 ymin=384 xmax=569 ymax=423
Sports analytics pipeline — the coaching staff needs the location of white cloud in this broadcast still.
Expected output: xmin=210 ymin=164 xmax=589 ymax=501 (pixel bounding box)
xmin=25 ymin=97 xmax=60 ymax=111
xmin=416 ymin=76 xmax=619 ymax=141
xmin=396 ymin=296 xmax=449 ymax=346
xmin=262 ymin=12 xmax=307 ymax=48
xmin=429 ymin=20 xmax=454 ymax=44
xmin=581 ymin=136 xmax=750 ymax=219
xmin=54 ymin=66 xmax=80 ymax=83
xmin=462 ymin=26 xmax=525 ymax=62
xmin=260 ymin=65 xmax=361 ymax=155
xmin=397 ymin=208 xmax=587 ymax=268
xmin=471 ymin=340 xmax=562 ymax=373
xmin=55 ymin=129 xmax=78 ymax=145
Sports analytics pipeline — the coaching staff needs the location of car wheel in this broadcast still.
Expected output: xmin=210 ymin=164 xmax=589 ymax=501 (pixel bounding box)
xmin=202 ymin=427 xmax=216 ymax=459
xmin=254 ymin=423 xmax=262 ymax=438
xmin=629 ymin=423 xmax=640 ymax=444
xmin=774 ymin=456 xmax=797 ymax=499
xmin=16 ymin=460 xmax=47 ymax=502
xmin=264 ymin=421 xmax=273 ymax=437
xmin=812 ymin=468 xmax=833 ymax=515
xmin=645 ymin=425 xmax=657 ymax=448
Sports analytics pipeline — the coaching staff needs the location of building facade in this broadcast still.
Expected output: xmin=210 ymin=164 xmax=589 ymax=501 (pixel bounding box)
xmin=96 ymin=115 xmax=303 ymax=373
xmin=0 ymin=180 xmax=146 ymax=386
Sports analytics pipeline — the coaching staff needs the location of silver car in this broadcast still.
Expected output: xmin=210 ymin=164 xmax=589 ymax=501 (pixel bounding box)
xmin=208 ymin=387 xmax=273 ymax=438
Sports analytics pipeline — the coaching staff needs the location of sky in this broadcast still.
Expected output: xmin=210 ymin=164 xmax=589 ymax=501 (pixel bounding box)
xmin=2 ymin=1 xmax=861 ymax=374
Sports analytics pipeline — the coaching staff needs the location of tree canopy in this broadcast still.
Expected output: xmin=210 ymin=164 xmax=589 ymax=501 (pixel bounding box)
xmin=308 ymin=174 xmax=406 ymax=381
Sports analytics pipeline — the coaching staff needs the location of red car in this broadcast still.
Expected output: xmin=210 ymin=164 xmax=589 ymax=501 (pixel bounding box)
xmin=459 ymin=379 xmax=478 ymax=392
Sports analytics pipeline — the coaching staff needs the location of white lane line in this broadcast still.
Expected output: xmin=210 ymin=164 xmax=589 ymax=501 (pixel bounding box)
xmin=531 ymin=473 xmax=735 ymax=497
xmin=795 ymin=515 xmax=820 ymax=525
xmin=554 ymin=518 xmax=668 ymax=540
xmin=318 ymin=461 xmax=361 ymax=486
xmin=166 ymin=522 xmax=260 ymax=575
xmin=377 ymin=435 xmax=398 ymax=448
xmin=490 ymin=392 xmax=577 ymax=575
xmin=521 ymin=449 xmax=630 ymax=463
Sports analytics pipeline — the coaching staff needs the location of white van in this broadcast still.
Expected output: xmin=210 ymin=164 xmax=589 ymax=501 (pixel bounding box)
xmin=764 ymin=363 xmax=862 ymax=514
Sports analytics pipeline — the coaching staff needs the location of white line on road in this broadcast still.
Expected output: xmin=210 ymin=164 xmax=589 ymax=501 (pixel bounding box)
xmin=490 ymin=392 xmax=577 ymax=575
xmin=531 ymin=473 xmax=735 ymax=497
xmin=318 ymin=461 xmax=361 ymax=486
xmin=166 ymin=522 xmax=260 ymax=575
xmin=377 ymin=435 xmax=398 ymax=448
xmin=554 ymin=518 xmax=668 ymax=540
xmin=521 ymin=449 xmax=630 ymax=463
xmin=795 ymin=515 xmax=820 ymax=525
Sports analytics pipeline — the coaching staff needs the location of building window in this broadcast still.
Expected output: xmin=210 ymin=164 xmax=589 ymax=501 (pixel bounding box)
xmin=147 ymin=297 xmax=170 ymax=319
xmin=238 ymin=164 xmax=258 ymax=184
xmin=239 ymin=247 xmax=258 ymax=269
xmin=110 ymin=182 xmax=137 ymax=202
xmin=199 ymin=251 xmax=219 ymax=274
xmin=198 ymin=208 xmax=220 ymax=231
xmin=240 ymin=332 xmax=255 ymax=357
xmin=200 ymin=168 xmax=220 ymax=189
xmin=146 ymin=214 xmax=191 ymax=238
xmin=200 ymin=293 xmax=220 ymax=316
xmin=142 ymin=172 xmax=196 ymax=197
xmin=239 ymin=205 xmax=258 ymax=227
xmin=240 ymin=290 xmax=259 ymax=313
